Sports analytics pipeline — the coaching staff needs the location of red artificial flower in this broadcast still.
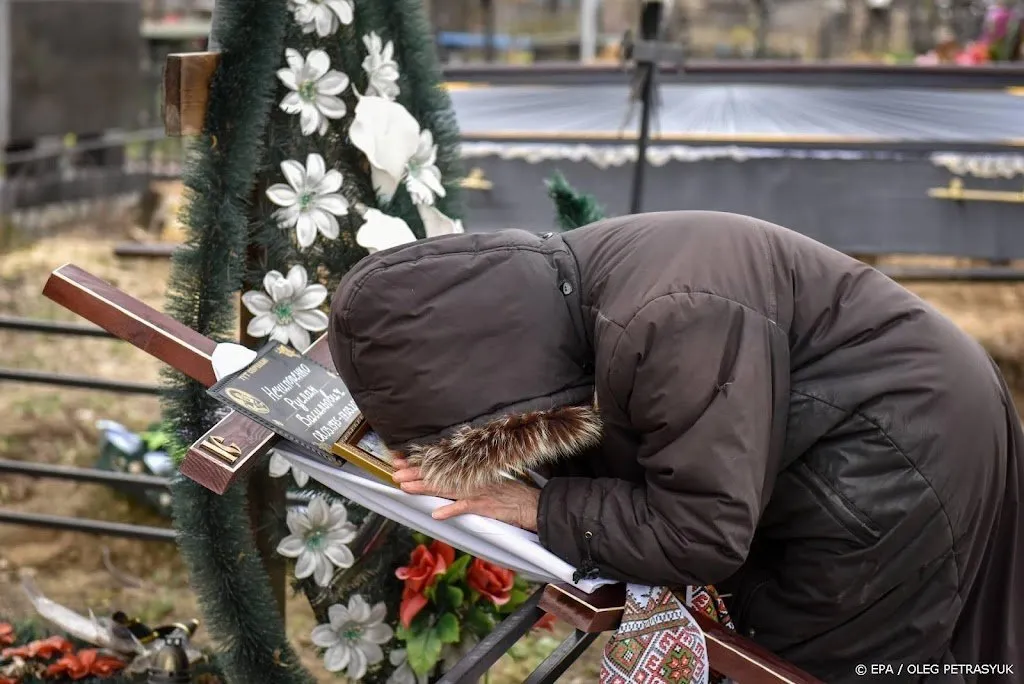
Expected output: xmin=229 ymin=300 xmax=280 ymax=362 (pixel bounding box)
xmin=466 ymin=558 xmax=515 ymax=606
xmin=0 ymin=677 xmax=19 ymax=684
xmin=395 ymin=541 xmax=455 ymax=629
xmin=0 ymin=623 xmax=14 ymax=646
xmin=395 ymin=541 xmax=455 ymax=593
xmin=2 ymin=635 xmax=73 ymax=660
xmin=533 ymin=613 xmax=558 ymax=631
xmin=45 ymin=649 xmax=125 ymax=680
xmin=956 ymin=41 xmax=991 ymax=65
xmin=399 ymin=586 xmax=430 ymax=629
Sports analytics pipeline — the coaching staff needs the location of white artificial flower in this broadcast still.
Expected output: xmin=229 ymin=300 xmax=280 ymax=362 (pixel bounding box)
xmin=290 ymin=0 xmax=354 ymax=37
xmin=268 ymin=450 xmax=310 ymax=487
xmin=417 ymin=204 xmax=464 ymax=239
xmin=387 ymin=649 xmax=430 ymax=684
xmin=278 ymin=48 xmax=350 ymax=136
xmin=404 ymin=130 xmax=446 ymax=206
xmin=349 ymin=96 xmax=421 ymax=201
xmin=355 ymin=208 xmax=417 ymax=254
xmin=242 ymin=265 xmax=328 ymax=351
xmin=362 ymin=33 xmax=401 ymax=100
xmin=311 ymin=595 xmax=394 ymax=680
xmin=266 ymin=153 xmax=348 ymax=249
xmin=276 ymin=496 xmax=357 ymax=587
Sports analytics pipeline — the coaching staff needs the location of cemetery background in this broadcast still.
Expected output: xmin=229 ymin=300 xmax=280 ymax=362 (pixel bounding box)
xmin=2 ymin=0 xmax=1024 ymax=682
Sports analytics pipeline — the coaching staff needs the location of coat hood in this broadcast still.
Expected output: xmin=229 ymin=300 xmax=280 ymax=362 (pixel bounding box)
xmin=328 ymin=230 xmax=599 ymax=493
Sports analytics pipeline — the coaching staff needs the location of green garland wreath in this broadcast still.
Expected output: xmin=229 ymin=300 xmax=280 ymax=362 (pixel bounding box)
xmin=162 ymin=0 xmax=608 ymax=680
xmin=164 ymin=0 xmax=463 ymax=682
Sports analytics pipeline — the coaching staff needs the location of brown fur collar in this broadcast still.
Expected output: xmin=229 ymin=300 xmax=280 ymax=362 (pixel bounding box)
xmin=406 ymin=405 xmax=601 ymax=495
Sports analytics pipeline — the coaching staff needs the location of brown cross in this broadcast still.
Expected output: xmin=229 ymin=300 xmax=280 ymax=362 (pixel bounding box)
xmin=42 ymin=263 xmax=337 ymax=494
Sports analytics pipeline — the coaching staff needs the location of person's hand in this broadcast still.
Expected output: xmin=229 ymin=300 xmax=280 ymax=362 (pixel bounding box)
xmin=392 ymin=457 xmax=540 ymax=531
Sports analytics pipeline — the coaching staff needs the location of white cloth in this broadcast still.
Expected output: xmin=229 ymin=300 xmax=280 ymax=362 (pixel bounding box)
xmin=275 ymin=442 xmax=614 ymax=594
xmin=211 ymin=343 xmax=258 ymax=381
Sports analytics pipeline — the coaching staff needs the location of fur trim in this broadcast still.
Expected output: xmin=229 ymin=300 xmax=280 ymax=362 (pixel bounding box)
xmin=407 ymin=405 xmax=601 ymax=495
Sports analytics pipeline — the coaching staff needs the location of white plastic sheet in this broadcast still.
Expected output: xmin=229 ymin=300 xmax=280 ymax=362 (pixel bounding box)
xmin=275 ymin=442 xmax=613 ymax=594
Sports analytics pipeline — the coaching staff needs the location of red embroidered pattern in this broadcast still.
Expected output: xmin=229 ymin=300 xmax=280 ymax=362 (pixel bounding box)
xmin=600 ymin=585 xmax=735 ymax=684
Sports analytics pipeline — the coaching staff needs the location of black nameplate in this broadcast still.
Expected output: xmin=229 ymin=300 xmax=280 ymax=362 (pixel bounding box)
xmin=207 ymin=343 xmax=362 ymax=464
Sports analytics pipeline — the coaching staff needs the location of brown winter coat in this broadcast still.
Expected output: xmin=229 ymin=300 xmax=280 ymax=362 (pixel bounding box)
xmin=328 ymin=211 xmax=1023 ymax=682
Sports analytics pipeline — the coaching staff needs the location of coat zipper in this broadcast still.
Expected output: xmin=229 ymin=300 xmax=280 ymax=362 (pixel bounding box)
xmin=792 ymin=462 xmax=881 ymax=546
xmin=730 ymin=576 xmax=769 ymax=638
xmin=573 ymin=530 xmax=600 ymax=583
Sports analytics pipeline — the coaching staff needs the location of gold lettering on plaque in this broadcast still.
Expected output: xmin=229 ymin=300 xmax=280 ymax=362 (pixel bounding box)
xmin=201 ymin=436 xmax=243 ymax=464
xmin=225 ymin=388 xmax=270 ymax=414
xmin=276 ymin=345 xmax=299 ymax=358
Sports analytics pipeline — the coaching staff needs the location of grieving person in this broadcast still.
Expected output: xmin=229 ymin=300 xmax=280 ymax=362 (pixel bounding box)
xmin=328 ymin=211 xmax=1022 ymax=682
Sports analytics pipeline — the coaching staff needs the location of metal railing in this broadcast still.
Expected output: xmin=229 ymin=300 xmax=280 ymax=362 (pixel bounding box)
xmin=0 ymin=314 xmax=176 ymax=540
xmin=0 ymin=458 xmax=307 ymax=543
xmin=0 ymin=316 xmax=164 ymax=395
xmin=1 ymin=129 xmax=185 ymax=217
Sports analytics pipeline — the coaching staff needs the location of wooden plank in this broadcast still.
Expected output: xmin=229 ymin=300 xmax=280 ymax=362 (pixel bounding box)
xmin=694 ymin=612 xmax=824 ymax=684
xmin=42 ymin=264 xmax=218 ymax=387
xmin=163 ymin=51 xmax=221 ymax=137
xmin=114 ymin=242 xmax=180 ymax=259
xmin=540 ymin=582 xmax=822 ymax=683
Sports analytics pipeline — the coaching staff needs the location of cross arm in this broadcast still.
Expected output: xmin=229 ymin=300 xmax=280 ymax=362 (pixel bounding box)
xmin=43 ymin=264 xmax=219 ymax=386
xmin=163 ymin=51 xmax=221 ymax=137
xmin=41 ymin=264 xmax=340 ymax=494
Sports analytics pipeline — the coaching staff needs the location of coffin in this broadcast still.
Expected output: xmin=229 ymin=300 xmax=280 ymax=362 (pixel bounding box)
xmin=448 ymin=66 xmax=1024 ymax=260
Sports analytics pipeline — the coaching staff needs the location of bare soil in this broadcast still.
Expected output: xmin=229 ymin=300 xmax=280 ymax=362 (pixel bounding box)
xmin=2 ymin=227 xmax=1024 ymax=682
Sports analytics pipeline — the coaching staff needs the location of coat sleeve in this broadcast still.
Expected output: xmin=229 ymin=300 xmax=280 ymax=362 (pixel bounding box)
xmin=537 ymin=292 xmax=789 ymax=586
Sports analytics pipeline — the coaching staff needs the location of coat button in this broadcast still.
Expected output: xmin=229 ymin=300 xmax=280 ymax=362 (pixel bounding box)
xmin=560 ymin=281 xmax=573 ymax=295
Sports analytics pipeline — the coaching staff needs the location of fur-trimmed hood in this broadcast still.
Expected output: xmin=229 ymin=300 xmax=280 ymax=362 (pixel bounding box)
xmin=328 ymin=230 xmax=597 ymax=493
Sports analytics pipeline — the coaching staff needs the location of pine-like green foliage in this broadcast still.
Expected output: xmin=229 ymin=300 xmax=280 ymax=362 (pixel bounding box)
xmin=162 ymin=0 xmax=318 ymax=682
xmin=164 ymin=0 xmax=465 ymax=681
xmin=546 ymin=172 xmax=607 ymax=231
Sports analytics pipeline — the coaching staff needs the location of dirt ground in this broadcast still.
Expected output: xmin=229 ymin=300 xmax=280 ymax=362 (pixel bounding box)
xmin=3 ymin=223 xmax=1024 ymax=682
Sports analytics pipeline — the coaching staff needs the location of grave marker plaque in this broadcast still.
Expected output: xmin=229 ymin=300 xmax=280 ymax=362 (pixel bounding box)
xmin=207 ymin=342 xmax=395 ymax=482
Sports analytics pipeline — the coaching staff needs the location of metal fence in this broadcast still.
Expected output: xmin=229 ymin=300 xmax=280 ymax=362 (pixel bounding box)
xmin=0 ymin=314 xmax=311 ymax=542
xmin=1 ymin=129 xmax=185 ymax=233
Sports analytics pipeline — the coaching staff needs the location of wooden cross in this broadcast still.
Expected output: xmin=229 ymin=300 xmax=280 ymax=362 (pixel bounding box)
xmin=164 ymin=52 xmax=221 ymax=137
xmin=41 ymin=263 xmax=820 ymax=684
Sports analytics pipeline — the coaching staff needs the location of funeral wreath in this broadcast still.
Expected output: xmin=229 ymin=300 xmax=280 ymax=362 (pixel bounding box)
xmin=161 ymin=0 xmax=582 ymax=682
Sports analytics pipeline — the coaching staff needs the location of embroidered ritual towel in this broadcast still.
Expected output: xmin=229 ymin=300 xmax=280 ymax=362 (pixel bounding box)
xmin=600 ymin=584 xmax=735 ymax=684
